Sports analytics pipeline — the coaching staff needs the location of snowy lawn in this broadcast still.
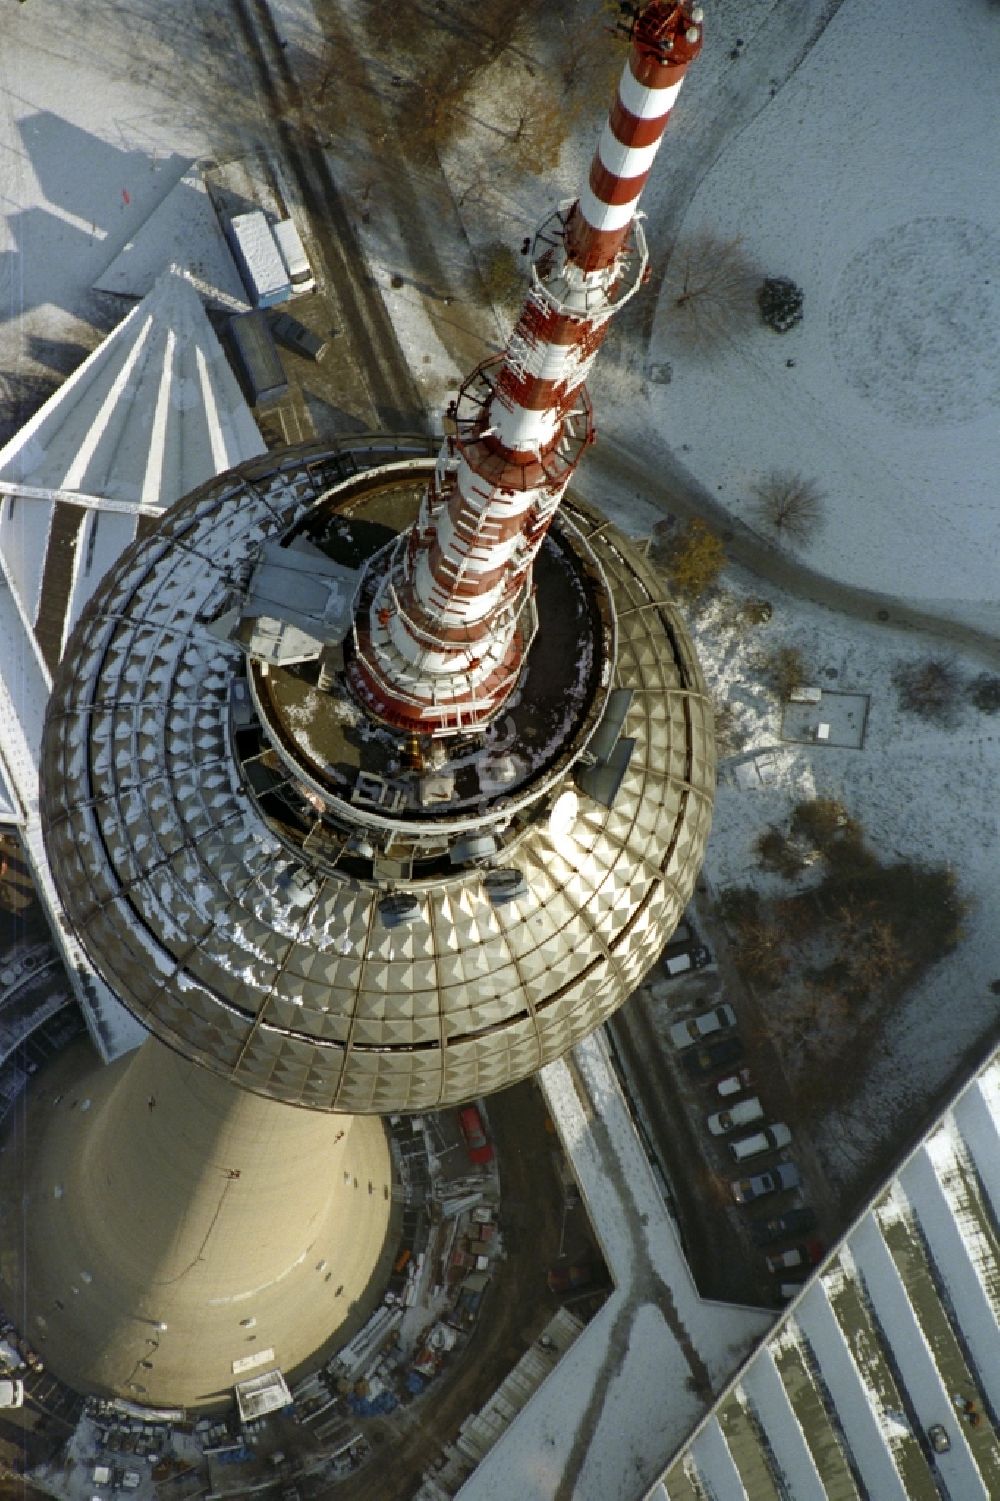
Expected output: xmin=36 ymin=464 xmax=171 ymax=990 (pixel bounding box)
xmin=648 ymin=0 xmax=1000 ymax=629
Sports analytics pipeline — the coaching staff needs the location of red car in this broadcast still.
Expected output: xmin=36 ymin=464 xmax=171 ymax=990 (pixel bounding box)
xmin=458 ymin=1105 xmax=494 ymax=1165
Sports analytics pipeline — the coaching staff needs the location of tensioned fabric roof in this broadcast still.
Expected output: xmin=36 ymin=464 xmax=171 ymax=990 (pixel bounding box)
xmin=42 ymin=440 xmax=715 ymax=1115
xmin=0 ymin=267 xmax=265 ymax=683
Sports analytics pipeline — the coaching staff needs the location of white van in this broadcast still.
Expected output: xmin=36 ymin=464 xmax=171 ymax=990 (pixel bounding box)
xmin=707 ymin=1096 xmax=763 ymax=1136
xmin=273 ymin=218 xmax=316 ymax=295
xmin=728 ymin=1123 xmax=792 ymax=1161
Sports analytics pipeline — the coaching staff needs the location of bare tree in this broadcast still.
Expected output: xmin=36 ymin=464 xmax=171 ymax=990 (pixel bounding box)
xmin=751 ymin=471 xmax=826 ymax=545
xmin=479 ymin=243 xmax=523 ymax=310
xmin=760 ymin=644 xmax=807 ymax=703
xmin=712 ymin=697 xmax=744 ymax=757
xmin=755 ymin=827 xmax=806 ymax=880
xmin=736 ymin=918 xmax=789 ymax=989
xmin=664 ymin=233 xmax=759 ymax=350
xmin=504 ymin=81 xmax=576 ymax=174
xmin=852 ymin=919 xmax=906 ymax=990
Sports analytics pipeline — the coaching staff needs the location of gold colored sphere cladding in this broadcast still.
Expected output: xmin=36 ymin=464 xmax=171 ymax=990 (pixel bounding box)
xmin=41 ymin=444 xmax=714 ymax=1114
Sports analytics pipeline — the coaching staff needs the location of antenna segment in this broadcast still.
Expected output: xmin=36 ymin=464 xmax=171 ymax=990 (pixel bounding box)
xmin=349 ymin=2 xmax=703 ymax=736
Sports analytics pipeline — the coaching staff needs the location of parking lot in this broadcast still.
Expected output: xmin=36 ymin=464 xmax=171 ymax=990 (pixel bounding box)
xmin=608 ymin=900 xmax=835 ymax=1310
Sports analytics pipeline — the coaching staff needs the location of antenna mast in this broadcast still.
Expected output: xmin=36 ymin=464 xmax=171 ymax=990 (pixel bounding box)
xmin=349 ymin=2 xmax=704 ymax=736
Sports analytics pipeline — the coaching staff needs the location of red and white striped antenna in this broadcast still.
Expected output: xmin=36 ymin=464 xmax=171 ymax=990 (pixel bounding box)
xmin=349 ymin=2 xmax=704 ymax=737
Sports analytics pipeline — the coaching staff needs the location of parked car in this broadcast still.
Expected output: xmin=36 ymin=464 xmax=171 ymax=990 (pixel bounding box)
xmin=660 ymin=942 xmax=708 ymax=978
xmin=731 ymin=1161 xmax=800 ymax=1204
xmin=547 ymin=1261 xmax=603 ymax=1295
xmin=669 ymin=1004 xmax=737 ymax=1051
xmin=269 ymin=311 xmax=331 ymax=361
xmin=0 ymin=1378 xmax=23 ymax=1408
xmin=682 ymin=1036 xmax=745 ymax=1077
xmin=663 ymin=951 xmax=694 ymax=977
xmin=707 ymin=1096 xmax=763 ymax=1136
xmin=715 ymin=1067 xmax=753 ymax=1098
xmin=457 ymin=1104 xmax=494 ymax=1165
xmin=750 ymin=1206 xmax=818 ymax=1247
xmin=765 ymin=1240 xmax=823 ymax=1274
xmin=773 ymin=1277 xmax=809 ymax=1304
xmin=729 ymin=1124 xmax=792 ymax=1161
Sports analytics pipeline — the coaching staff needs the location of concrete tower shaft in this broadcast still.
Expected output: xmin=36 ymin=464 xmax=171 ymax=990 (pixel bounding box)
xmin=0 ymin=1037 xmax=394 ymax=1408
xmin=349 ymin=2 xmax=703 ymax=736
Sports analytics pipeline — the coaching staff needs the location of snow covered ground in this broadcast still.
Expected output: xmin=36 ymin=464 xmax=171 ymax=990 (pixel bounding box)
xmin=0 ymin=0 xmax=258 ymax=440
xmin=649 ymin=0 xmax=1000 ymax=630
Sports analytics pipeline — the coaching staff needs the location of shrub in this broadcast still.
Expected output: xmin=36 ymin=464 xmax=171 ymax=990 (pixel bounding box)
xmin=662 ymin=517 xmax=726 ymax=599
xmin=761 ymin=645 xmax=807 ymax=702
xmin=892 ymin=657 xmax=960 ymax=725
xmin=758 ymin=276 xmax=803 ymax=332
xmin=969 ymin=674 xmax=1000 ymax=714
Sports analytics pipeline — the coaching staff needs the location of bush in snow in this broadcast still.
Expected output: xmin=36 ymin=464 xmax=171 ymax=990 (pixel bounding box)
xmin=759 ymin=644 xmax=808 ymax=702
xmin=758 ymin=276 xmax=804 ymax=332
xmin=891 ymin=657 xmax=961 ymax=725
xmin=755 ymin=826 xmax=807 ymax=880
xmin=969 ymin=673 xmax=1000 ymax=714
xmin=790 ymin=797 xmax=857 ymax=853
xmin=751 ymin=470 xmax=826 ymax=545
xmin=658 ymin=517 xmax=726 ymax=599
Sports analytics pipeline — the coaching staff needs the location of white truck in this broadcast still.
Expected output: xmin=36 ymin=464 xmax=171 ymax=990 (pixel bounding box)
xmin=272 ymin=218 xmax=316 ymax=295
xmin=227 ymin=210 xmax=291 ymax=309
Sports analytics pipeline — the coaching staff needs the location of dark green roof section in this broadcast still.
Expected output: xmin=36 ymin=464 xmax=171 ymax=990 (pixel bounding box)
xmin=825 ymin=1262 xmax=939 ymax=1501
xmin=771 ymin=1334 xmax=861 ymax=1501
xmin=662 ymin=1459 xmax=707 ymax=1501
xmin=930 ymin=1142 xmax=1000 ymax=1320
xmin=717 ymin=1395 xmax=782 ymax=1501
xmin=878 ymin=1204 xmax=1000 ymax=1493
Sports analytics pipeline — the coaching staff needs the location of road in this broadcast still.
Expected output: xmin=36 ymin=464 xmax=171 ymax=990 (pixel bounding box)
xmin=331 ymin=1079 xmax=580 ymax=1500
xmin=230 ymin=0 xmax=429 ymax=432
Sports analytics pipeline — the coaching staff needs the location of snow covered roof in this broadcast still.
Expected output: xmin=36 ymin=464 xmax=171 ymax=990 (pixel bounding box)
xmin=0 ymin=267 xmax=265 ymax=681
xmin=655 ymin=1050 xmax=1000 ymax=1501
xmin=0 ymin=269 xmax=265 ymax=1061
xmin=94 ymin=160 xmax=250 ymax=312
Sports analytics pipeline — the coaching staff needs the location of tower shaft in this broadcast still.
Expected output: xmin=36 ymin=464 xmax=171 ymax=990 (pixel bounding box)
xmin=349 ymin=3 xmax=703 ymax=735
xmin=0 ymin=1038 xmax=395 ymax=1408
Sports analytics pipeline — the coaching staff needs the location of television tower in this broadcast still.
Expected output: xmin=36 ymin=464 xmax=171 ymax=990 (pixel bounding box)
xmin=6 ymin=3 xmax=713 ymax=1411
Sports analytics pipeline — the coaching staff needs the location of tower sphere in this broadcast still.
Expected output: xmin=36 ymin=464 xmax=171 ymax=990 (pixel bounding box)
xmin=42 ymin=437 xmax=714 ymax=1114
